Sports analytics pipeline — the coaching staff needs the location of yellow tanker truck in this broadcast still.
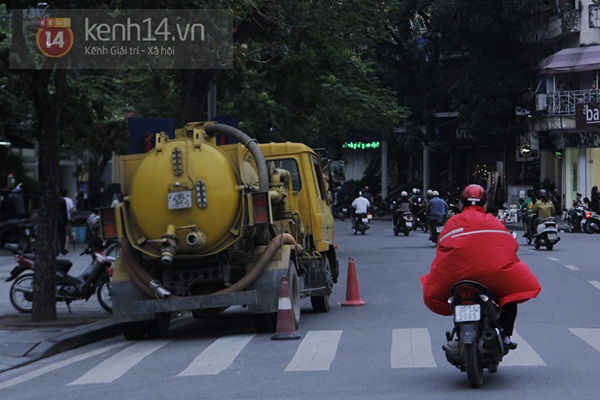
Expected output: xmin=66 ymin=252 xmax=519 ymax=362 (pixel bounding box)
xmin=99 ymin=122 xmax=339 ymax=339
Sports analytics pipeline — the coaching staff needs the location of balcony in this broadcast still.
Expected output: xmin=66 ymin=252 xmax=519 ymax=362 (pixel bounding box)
xmin=544 ymin=89 xmax=600 ymax=116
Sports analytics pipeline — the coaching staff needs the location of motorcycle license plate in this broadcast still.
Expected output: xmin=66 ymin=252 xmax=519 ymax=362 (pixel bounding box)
xmin=406 ymin=222 xmax=412 ymax=227
xmin=342 ymin=208 xmax=348 ymax=212
xmin=168 ymin=191 xmax=192 ymax=210
xmin=436 ymin=225 xmax=443 ymax=233
xmin=547 ymin=233 xmax=557 ymax=241
xmin=454 ymin=304 xmax=481 ymax=322
xmin=361 ymin=218 xmax=369 ymax=223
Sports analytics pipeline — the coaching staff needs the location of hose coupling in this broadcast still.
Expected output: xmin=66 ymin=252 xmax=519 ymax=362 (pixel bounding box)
xmin=149 ymin=280 xmax=171 ymax=299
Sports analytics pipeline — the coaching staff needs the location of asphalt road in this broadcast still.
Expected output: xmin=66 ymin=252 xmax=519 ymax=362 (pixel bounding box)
xmin=1 ymin=217 xmax=599 ymax=400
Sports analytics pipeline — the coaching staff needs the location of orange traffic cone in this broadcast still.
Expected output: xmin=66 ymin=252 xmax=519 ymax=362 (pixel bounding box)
xmin=341 ymin=257 xmax=365 ymax=306
xmin=271 ymin=277 xmax=301 ymax=340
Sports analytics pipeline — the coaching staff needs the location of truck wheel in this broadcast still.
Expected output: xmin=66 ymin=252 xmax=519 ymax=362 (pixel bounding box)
xmin=145 ymin=312 xmax=170 ymax=338
xmin=311 ymin=257 xmax=332 ymax=313
xmin=288 ymin=262 xmax=301 ymax=327
xmin=122 ymin=321 xmax=145 ymax=340
xmin=253 ymin=313 xmax=277 ymax=332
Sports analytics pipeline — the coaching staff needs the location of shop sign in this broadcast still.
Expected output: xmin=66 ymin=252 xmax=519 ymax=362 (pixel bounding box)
xmin=575 ymin=103 xmax=600 ymax=129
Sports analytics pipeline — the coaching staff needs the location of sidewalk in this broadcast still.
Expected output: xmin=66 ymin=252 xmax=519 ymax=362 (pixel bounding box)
xmin=0 ymin=243 xmax=120 ymax=373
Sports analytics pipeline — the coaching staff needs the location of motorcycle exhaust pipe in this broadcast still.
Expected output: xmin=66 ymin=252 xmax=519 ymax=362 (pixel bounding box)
xmin=482 ymin=328 xmax=496 ymax=341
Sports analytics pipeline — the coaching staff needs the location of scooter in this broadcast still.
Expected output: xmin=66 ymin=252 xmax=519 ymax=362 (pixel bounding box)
xmin=352 ymin=213 xmax=371 ymax=235
xmin=393 ymin=209 xmax=414 ymax=236
xmin=581 ymin=210 xmax=600 ymax=234
xmin=442 ymin=280 xmax=510 ymax=388
xmin=528 ymin=216 xmax=560 ymax=250
xmin=429 ymin=219 xmax=445 ymax=243
xmin=0 ymin=218 xmax=35 ymax=253
xmin=5 ymin=235 xmax=114 ymax=314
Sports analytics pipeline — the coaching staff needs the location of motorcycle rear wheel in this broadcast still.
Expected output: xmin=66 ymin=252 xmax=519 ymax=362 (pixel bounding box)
xmin=96 ymin=276 xmax=112 ymax=313
xmin=9 ymin=273 xmax=34 ymax=313
xmin=464 ymin=342 xmax=484 ymax=388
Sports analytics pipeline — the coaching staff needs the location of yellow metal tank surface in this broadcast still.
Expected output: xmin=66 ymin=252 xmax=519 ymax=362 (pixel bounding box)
xmin=127 ymin=137 xmax=243 ymax=255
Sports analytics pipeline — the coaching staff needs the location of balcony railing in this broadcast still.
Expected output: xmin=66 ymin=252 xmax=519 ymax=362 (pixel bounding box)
xmin=547 ymin=89 xmax=600 ymax=116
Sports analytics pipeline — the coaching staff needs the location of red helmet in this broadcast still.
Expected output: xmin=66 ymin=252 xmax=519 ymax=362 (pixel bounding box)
xmin=461 ymin=184 xmax=487 ymax=207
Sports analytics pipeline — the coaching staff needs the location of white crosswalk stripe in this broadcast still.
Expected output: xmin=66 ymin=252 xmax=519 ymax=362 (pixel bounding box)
xmin=499 ymin=330 xmax=545 ymax=366
xmin=15 ymin=326 xmax=600 ymax=388
xmin=285 ymin=330 xmax=342 ymax=371
xmin=69 ymin=340 xmax=169 ymax=385
xmin=569 ymin=328 xmax=600 ymax=351
xmin=177 ymin=334 xmax=255 ymax=376
xmin=391 ymin=328 xmax=437 ymax=368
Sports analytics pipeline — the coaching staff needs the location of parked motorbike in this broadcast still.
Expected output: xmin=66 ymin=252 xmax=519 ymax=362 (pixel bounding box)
xmin=565 ymin=206 xmax=586 ymax=233
xmin=527 ymin=216 xmax=560 ymax=250
xmin=393 ymin=209 xmax=414 ymax=236
xmin=352 ymin=213 xmax=371 ymax=235
xmin=5 ymin=233 xmax=114 ymax=314
xmin=0 ymin=218 xmax=35 ymax=253
xmin=581 ymin=210 xmax=600 ymax=234
xmin=442 ymin=280 xmax=510 ymax=388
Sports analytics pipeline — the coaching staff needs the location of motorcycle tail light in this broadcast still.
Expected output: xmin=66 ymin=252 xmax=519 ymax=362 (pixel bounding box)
xmin=454 ymin=285 xmax=478 ymax=300
xmin=586 ymin=211 xmax=592 ymax=218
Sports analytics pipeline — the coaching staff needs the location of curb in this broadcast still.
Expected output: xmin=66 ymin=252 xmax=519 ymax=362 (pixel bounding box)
xmin=0 ymin=320 xmax=121 ymax=373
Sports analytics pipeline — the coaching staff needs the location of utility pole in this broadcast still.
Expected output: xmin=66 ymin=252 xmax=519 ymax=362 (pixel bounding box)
xmin=381 ymin=137 xmax=388 ymax=200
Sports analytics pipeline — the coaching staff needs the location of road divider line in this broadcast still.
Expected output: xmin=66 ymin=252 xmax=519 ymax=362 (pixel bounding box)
xmin=589 ymin=281 xmax=600 ymax=290
xmin=570 ymin=328 xmax=600 ymax=351
xmin=391 ymin=328 xmax=436 ymax=368
xmin=546 ymin=257 xmax=560 ymax=262
xmin=564 ymin=264 xmax=579 ymax=271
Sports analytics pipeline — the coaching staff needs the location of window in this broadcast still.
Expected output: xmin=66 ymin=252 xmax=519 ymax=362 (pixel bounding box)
xmin=270 ymin=159 xmax=301 ymax=191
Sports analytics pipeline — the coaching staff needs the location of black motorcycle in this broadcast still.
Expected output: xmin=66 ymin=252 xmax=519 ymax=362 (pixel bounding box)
xmin=565 ymin=206 xmax=586 ymax=233
xmin=5 ymin=235 xmax=114 ymax=314
xmin=0 ymin=218 xmax=35 ymax=253
xmin=352 ymin=212 xmax=371 ymax=235
xmin=442 ymin=280 xmax=510 ymax=388
xmin=429 ymin=219 xmax=445 ymax=242
xmin=581 ymin=210 xmax=600 ymax=234
xmin=393 ymin=208 xmax=414 ymax=236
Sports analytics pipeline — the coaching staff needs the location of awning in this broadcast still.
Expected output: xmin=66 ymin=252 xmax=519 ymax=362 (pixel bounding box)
xmin=538 ymin=45 xmax=600 ymax=74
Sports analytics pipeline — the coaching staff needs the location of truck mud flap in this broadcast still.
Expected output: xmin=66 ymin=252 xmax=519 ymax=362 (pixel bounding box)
xmin=133 ymin=291 xmax=258 ymax=314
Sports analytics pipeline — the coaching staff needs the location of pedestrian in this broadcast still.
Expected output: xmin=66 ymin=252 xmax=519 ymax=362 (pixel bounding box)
xmin=0 ymin=184 xmax=27 ymax=221
xmin=591 ymin=186 xmax=599 ymax=213
xmin=61 ymin=189 xmax=75 ymax=250
xmin=57 ymin=191 xmax=69 ymax=255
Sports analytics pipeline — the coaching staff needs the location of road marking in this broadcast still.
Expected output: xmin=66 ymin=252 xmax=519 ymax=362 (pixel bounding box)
xmin=501 ymin=330 xmax=545 ymax=366
xmin=70 ymin=340 xmax=169 ymax=384
xmin=546 ymin=257 xmax=560 ymax=262
xmin=0 ymin=343 xmax=124 ymax=390
xmin=589 ymin=281 xmax=600 ymax=290
xmin=177 ymin=334 xmax=254 ymax=376
xmin=285 ymin=330 xmax=342 ymax=371
xmin=570 ymin=328 xmax=600 ymax=351
xmin=564 ymin=264 xmax=579 ymax=271
xmin=391 ymin=328 xmax=436 ymax=368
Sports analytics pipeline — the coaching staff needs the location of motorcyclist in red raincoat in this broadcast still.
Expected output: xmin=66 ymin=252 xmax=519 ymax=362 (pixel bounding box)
xmin=420 ymin=184 xmax=541 ymax=349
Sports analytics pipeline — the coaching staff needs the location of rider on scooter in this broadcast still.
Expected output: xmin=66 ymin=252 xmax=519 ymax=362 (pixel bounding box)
xmin=420 ymin=184 xmax=541 ymax=349
xmin=426 ymin=190 xmax=448 ymax=241
xmin=530 ymin=189 xmax=555 ymax=233
xmin=393 ymin=191 xmax=411 ymax=226
xmin=350 ymin=192 xmax=370 ymax=230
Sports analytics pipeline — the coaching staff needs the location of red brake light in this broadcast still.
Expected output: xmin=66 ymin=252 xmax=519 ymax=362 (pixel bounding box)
xmin=586 ymin=211 xmax=592 ymax=218
xmin=100 ymin=207 xmax=118 ymax=239
xmin=455 ymin=285 xmax=478 ymax=300
xmin=252 ymin=193 xmax=269 ymax=224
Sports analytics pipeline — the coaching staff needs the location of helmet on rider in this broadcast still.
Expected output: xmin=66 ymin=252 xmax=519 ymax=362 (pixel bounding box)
xmin=538 ymin=189 xmax=547 ymax=200
xmin=412 ymin=188 xmax=417 ymax=194
xmin=527 ymin=188 xmax=534 ymax=197
xmin=401 ymin=191 xmax=408 ymax=197
xmin=432 ymin=190 xmax=439 ymax=197
xmin=461 ymin=184 xmax=487 ymax=207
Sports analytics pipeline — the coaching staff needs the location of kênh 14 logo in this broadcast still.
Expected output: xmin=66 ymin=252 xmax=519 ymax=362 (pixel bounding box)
xmin=36 ymin=18 xmax=74 ymax=58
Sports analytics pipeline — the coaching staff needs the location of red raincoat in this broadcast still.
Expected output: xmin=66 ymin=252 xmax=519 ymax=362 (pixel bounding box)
xmin=420 ymin=206 xmax=541 ymax=316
